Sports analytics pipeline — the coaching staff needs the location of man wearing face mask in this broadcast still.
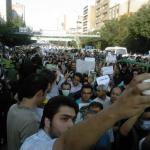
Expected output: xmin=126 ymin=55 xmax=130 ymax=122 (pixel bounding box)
xmin=60 ymin=82 xmax=71 ymax=97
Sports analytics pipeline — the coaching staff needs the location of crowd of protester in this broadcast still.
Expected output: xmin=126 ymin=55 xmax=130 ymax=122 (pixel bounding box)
xmin=0 ymin=46 xmax=150 ymax=150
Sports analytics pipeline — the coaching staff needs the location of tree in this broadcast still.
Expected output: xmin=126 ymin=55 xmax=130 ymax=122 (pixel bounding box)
xmin=68 ymin=40 xmax=77 ymax=48
xmin=0 ymin=22 xmax=33 ymax=47
xmin=80 ymin=37 xmax=100 ymax=48
xmin=1 ymin=33 xmax=33 ymax=47
xmin=126 ymin=5 xmax=150 ymax=53
xmin=99 ymin=19 xmax=120 ymax=49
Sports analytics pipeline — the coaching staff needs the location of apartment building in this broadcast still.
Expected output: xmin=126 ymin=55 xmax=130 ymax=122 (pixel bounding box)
xmin=6 ymin=0 xmax=12 ymax=22
xmin=83 ymin=5 xmax=96 ymax=34
xmin=0 ymin=0 xmax=6 ymax=22
xmin=12 ymin=2 xmax=25 ymax=21
xmin=95 ymin=0 xmax=150 ymax=29
xmin=109 ymin=0 xmax=150 ymax=20
xmin=95 ymin=0 xmax=109 ymax=29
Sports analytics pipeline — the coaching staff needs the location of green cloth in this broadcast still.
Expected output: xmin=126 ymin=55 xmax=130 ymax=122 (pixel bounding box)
xmin=118 ymin=59 xmax=150 ymax=68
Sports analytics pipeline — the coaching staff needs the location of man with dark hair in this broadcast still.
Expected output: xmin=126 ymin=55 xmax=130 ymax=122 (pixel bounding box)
xmin=93 ymin=85 xmax=111 ymax=108
xmin=70 ymin=72 xmax=82 ymax=94
xmin=76 ymin=84 xmax=93 ymax=105
xmin=7 ymin=73 xmax=49 ymax=150
xmin=60 ymin=81 xmax=71 ymax=96
xmin=10 ymin=74 xmax=150 ymax=150
xmin=110 ymin=87 xmax=122 ymax=103
xmin=76 ymin=84 xmax=93 ymax=122
xmin=20 ymin=96 xmax=79 ymax=150
xmin=39 ymin=69 xmax=56 ymax=93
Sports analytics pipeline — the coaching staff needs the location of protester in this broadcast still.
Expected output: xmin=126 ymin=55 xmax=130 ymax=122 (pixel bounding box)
xmin=60 ymin=81 xmax=72 ymax=96
xmin=93 ymin=85 xmax=111 ymax=108
xmin=20 ymin=73 xmax=150 ymax=150
xmin=20 ymin=96 xmax=79 ymax=150
xmin=7 ymin=73 xmax=49 ymax=150
xmin=0 ymin=44 xmax=150 ymax=150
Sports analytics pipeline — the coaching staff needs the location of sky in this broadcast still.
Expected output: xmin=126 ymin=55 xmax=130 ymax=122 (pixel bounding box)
xmin=13 ymin=0 xmax=95 ymax=31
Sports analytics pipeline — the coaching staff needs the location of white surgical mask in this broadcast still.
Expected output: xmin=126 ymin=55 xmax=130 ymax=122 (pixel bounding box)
xmin=62 ymin=90 xmax=70 ymax=96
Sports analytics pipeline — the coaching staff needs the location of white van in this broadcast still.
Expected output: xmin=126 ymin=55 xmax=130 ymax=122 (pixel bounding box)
xmin=105 ymin=46 xmax=128 ymax=56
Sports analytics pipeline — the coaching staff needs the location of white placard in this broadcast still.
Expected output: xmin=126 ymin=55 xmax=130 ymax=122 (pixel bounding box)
xmin=96 ymin=75 xmax=110 ymax=87
xmin=149 ymin=51 xmax=150 ymax=56
xmin=101 ymin=66 xmax=113 ymax=75
xmin=76 ymin=59 xmax=95 ymax=74
xmin=85 ymin=57 xmax=95 ymax=62
xmin=106 ymin=54 xmax=116 ymax=64
xmin=46 ymin=64 xmax=58 ymax=71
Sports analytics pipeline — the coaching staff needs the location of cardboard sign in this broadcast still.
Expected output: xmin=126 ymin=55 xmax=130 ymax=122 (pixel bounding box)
xmin=106 ymin=54 xmax=116 ymax=64
xmin=85 ymin=57 xmax=95 ymax=62
xmin=76 ymin=59 xmax=95 ymax=74
xmin=96 ymin=75 xmax=110 ymax=87
xmin=46 ymin=64 xmax=58 ymax=71
xmin=101 ymin=66 xmax=113 ymax=75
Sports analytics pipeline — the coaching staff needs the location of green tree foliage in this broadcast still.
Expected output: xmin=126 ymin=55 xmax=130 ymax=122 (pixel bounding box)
xmin=81 ymin=4 xmax=150 ymax=53
xmin=68 ymin=40 xmax=77 ymax=48
xmin=99 ymin=15 xmax=130 ymax=50
xmin=126 ymin=5 xmax=150 ymax=53
xmin=129 ymin=5 xmax=150 ymax=39
xmin=80 ymin=37 xmax=100 ymax=49
xmin=0 ymin=20 xmax=32 ymax=47
xmin=1 ymin=33 xmax=33 ymax=47
xmin=11 ymin=16 xmax=25 ymax=29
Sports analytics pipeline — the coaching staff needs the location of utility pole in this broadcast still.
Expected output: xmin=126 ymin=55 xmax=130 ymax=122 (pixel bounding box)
xmin=127 ymin=0 xmax=131 ymax=15
xmin=6 ymin=0 xmax=12 ymax=23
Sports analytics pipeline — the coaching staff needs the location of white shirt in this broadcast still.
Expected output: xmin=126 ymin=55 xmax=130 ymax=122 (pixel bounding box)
xmin=70 ymin=83 xmax=82 ymax=94
xmin=93 ymin=96 xmax=111 ymax=108
xmin=46 ymin=82 xmax=59 ymax=100
xmin=20 ymin=129 xmax=56 ymax=150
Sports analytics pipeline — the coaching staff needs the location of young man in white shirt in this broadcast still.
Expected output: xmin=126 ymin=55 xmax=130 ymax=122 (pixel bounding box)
xmin=21 ymin=73 xmax=150 ymax=150
xmin=20 ymin=96 xmax=79 ymax=150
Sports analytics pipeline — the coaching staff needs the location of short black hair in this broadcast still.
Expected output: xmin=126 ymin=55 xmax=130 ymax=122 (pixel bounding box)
xmin=40 ymin=95 xmax=79 ymax=129
xmin=61 ymin=81 xmax=71 ymax=89
xmin=88 ymin=102 xmax=103 ymax=110
xmin=81 ymin=84 xmax=93 ymax=92
xmin=39 ymin=69 xmax=56 ymax=84
xmin=73 ymin=72 xmax=82 ymax=82
xmin=18 ymin=73 xmax=49 ymax=101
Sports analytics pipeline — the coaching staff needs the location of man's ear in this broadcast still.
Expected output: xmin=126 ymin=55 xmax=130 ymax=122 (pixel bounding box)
xmin=44 ymin=117 xmax=50 ymax=129
xmin=35 ymin=89 xmax=44 ymax=98
xmin=47 ymin=83 xmax=52 ymax=92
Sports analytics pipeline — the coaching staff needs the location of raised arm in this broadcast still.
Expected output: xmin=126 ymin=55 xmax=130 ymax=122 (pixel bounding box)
xmin=53 ymin=73 xmax=150 ymax=150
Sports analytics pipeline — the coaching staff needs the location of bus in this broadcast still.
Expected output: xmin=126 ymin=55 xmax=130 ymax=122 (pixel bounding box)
xmin=105 ymin=46 xmax=128 ymax=56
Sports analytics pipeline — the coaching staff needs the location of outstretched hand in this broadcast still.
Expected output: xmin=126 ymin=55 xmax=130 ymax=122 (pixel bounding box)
xmin=112 ymin=73 xmax=150 ymax=119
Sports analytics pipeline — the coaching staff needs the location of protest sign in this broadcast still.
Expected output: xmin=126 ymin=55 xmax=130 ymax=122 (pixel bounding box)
xmin=106 ymin=54 xmax=116 ymax=64
xmin=76 ymin=59 xmax=95 ymax=74
xmin=101 ymin=66 xmax=113 ymax=75
xmin=96 ymin=75 xmax=110 ymax=87
xmin=85 ymin=57 xmax=95 ymax=62
xmin=46 ymin=64 xmax=58 ymax=71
